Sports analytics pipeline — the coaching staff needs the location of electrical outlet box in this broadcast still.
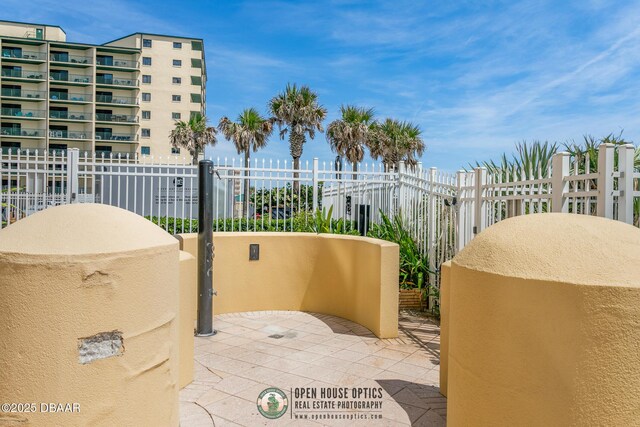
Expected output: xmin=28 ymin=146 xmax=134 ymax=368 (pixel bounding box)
xmin=249 ymin=244 xmax=259 ymax=260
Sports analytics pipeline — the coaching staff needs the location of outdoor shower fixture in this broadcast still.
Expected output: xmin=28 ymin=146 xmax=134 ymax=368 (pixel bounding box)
xmin=196 ymin=159 xmax=217 ymax=336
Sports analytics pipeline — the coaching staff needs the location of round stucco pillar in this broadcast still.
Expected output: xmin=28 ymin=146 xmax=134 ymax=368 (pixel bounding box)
xmin=447 ymin=213 xmax=640 ymax=426
xmin=0 ymin=204 xmax=180 ymax=427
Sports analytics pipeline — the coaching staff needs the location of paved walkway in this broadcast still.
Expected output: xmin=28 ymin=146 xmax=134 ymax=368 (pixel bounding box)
xmin=180 ymin=311 xmax=445 ymax=426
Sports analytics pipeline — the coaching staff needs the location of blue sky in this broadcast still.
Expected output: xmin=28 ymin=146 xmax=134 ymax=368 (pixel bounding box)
xmin=4 ymin=0 xmax=640 ymax=171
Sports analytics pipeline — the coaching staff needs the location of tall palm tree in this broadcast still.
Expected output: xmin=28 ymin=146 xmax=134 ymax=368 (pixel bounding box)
xmin=169 ymin=113 xmax=217 ymax=165
xmin=368 ymin=118 xmax=425 ymax=170
xmin=268 ymin=83 xmax=327 ymax=192
xmin=218 ymin=108 xmax=274 ymax=215
xmin=326 ymin=105 xmax=375 ymax=174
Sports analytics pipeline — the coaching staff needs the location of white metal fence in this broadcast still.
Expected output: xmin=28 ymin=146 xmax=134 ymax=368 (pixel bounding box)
xmin=2 ymin=143 xmax=639 ymax=272
xmin=455 ymin=143 xmax=639 ymax=250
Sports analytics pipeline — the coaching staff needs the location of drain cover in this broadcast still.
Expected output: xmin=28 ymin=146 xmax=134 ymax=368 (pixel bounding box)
xmin=268 ymin=334 xmax=284 ymax=339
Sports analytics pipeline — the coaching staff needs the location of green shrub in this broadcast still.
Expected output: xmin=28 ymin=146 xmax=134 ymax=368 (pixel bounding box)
xmin=368 ymin=211 xmax=437 ymax=313
xmin=146 ymin=208 xmax=359 ymax=236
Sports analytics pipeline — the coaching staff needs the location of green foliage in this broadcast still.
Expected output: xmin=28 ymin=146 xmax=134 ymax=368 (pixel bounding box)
xmin=146 ymin=208 xmax=359 ymax=236
xmin=312 ymin=205 xmax=333 ymax=233
xmin=472 ymin=140 xmax=558 ymax=180
xmin=367 ymin=211 xmax=432 ymax=292
xmin=474 ymin=133 xmax=640 ymax=224
xmin=250 ymin=183 xmax=323 ymax=212
xmin=169 ymin=113 xmax=217 ymax=165
xmin=368 ymin=118 xmax=425 ymax=169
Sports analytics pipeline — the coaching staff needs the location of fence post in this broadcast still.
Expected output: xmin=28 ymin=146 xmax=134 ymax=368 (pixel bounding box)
xmin=312 ymin=158 xmax=319 ymax=212
xmin=66 ymin=148 xmax=80 ymax=204
xmin=551 ymin=152 xmax=570 ymax=213
xmin=618 ymin=144 xmax=635 ymax=224
xmin=396 ymin=161 xmax=406 ymax=216
xmin=455 ymin=170 xmax=466 ymax=253
xmin=597 ymin=143 xmax=615 ymax=219
xmin=427 ymin=167 xmax=437 ymax=300
xmin=473 ymin=167 xmax=486 ymax=235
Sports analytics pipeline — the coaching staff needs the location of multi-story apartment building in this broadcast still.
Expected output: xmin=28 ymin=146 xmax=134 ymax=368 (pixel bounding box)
xmin=0 ymin=20 xmax=206 ymax=160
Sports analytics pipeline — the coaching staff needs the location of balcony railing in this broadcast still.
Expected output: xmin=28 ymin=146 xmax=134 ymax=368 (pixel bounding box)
xmin=1 ymin=69 xmax=45 ymax=80
xmin=95 ymin=95 xmax=137 ymax=105
xmin=96 ymin=150 xmax=135 ymax=156
xmin=95 ymin=132 xmax=137 ymax=142
xmin=50 ymin=73 xmax=92 ymax=84
xmin=0 ymin=108 xmax=44 ymax=118
xmin=96 ymin=76 xmax=137 ymax=87
xmin=0 ymin=128 xmax=44 ymax=137
xmin=95 ymin=113 xmax=138 ymax=123
xmin=49 ymin=111 xmax=92 ymax=121
xmin=49 ymin=92 xmax=92 ymax=102
xmin=0 ymin=88 xmax=45 ymax=99
xmin=50 ymin=53 xmax=92 ymax=65
xmin=0 ymin=147 xmax=41 ymax=156
xmin=96 ymin=58 xmax=137 ymax=68
xmin=1 ymin=50 xmax=46 ymax=61
xmin=48 ymin=130 xmax=92 ymax=140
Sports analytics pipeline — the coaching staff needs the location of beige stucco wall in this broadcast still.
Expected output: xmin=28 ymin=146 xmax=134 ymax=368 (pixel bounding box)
xmin=178 ymin=251 xmax=196 ymax=388
xmin=446 ymin=213 xmax=640 ymax=426
xmin=438 ymin=261 xmax=451 ymax=398
xmin=0 ymin=204 xmax=180 ymax=427
xmin=177 ymin=232 xmax=399 ymax=338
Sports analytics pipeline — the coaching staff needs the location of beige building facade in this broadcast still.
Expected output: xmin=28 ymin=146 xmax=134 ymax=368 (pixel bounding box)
xmin=0 ymin=20 xmax=206 ymax=160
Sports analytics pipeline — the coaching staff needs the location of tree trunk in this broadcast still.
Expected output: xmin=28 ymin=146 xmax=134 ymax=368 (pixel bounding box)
xmin=243 ymin=148 xmax=250 ymax=216
xmin=192 ymin=146 xmax=199 ymax=166
xmin=289 ymin=132 xmax=305 ymax=194
xmin=352 ymin=161 xmax=358 ymax=178
xmin=293 ymin=156 xmax=300 ymax=194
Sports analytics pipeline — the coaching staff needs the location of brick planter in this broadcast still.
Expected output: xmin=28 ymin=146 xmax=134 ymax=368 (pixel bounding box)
xmin=399 ymin=289 xmax=422 ymax=310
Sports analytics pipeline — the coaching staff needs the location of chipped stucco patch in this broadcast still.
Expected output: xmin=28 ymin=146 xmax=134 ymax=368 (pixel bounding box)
xmin=78 ymin=331 xmax=124 ymax=364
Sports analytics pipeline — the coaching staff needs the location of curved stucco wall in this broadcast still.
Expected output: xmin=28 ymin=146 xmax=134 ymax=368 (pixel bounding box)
xmin=178 ymin=232 xmax=399 ymax=338
xmin=0 ymin=204 xmax=181 ymax=427
xmin=446 ymin=214 xmax=640 ymax=426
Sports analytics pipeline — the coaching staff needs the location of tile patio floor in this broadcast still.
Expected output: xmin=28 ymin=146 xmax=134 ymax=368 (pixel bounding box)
xmin=180 ymin=311 xmax=445 ymax=426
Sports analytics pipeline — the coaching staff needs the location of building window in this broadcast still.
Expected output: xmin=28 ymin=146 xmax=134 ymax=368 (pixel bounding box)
xmin=141 ymin=146 xmax=150 ymax=155
xmin=190 ymin=93 xmax=202 ymax=103
xmin=191 ymin=58 xmax=202 ymax=68
xmin=172 ymin=95 xmax=181 ymax=102
xmin=142 ymin=111 xmax=151 ymax=120
xmin=95 ymin=145 xmax=112 ymax=154
xmin=172 ymin=59 xmax=182 ymax=67
xmin=142 ymin=129 xmax=151 ymax=138
xmin=191 ymin=41 xmax=203 ymax=51
xmin=191 ymin=75 xmax=202 ymax=85
xmin=142 ymin=39 xmax=152 ymax=48
xmin=172 ymin=112 xmax=181 ymax=120
xmin=142 ymin=93 xmax=151 ymax=102
xmin=171 ymin=147 xmax=180 ymax=154
xmin=172 ymin=77 xmax=182 ymax=84
xmin=142 ymin=75 xmax=151 ymax=84
xmin=173 ymin=42 xmax=182 ymax=49
xmin=142 ymin=57 xmax=152 ymax=66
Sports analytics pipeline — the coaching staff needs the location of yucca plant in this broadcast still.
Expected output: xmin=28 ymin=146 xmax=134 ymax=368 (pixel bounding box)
xmin=472 ymin=140 xmax=558 ymax=180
